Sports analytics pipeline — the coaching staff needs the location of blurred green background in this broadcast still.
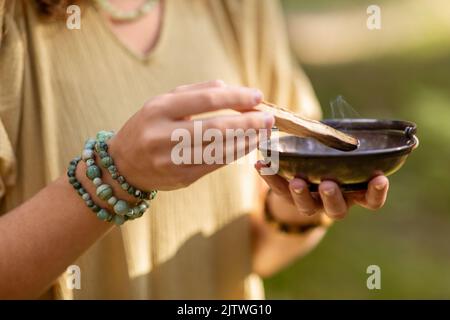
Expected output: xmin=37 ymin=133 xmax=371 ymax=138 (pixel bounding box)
xmin=264 ymin=0 xmax=450 ymax=299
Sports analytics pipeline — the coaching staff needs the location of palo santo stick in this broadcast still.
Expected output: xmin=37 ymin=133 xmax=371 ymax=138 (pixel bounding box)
xmin=256 ymin=101 xmax=359 ymax=151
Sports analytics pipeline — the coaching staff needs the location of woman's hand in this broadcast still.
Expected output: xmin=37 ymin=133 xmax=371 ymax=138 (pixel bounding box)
xmin=108 ymin=81 xmax=274 ymax=191
xmin=255 ymin=161 xmax=389 ymax=223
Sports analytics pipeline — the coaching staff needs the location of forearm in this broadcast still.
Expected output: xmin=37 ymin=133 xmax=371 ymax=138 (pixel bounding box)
xmin=0 ymin=158 xmax=132 ymax=299
xmin=251 ymin=191 xmax=328 ymax=278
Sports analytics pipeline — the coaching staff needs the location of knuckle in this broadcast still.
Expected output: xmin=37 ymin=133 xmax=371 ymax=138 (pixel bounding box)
xmin=244 ymin=115 xmax=262 ymax=130
xmin=210 ymin=120 xmax=226 ymax=132
xmin=210 ymin=79 xmax=226 ymax=88
xmin=172 ymin=84 xmax=189 ymax=93
xmin=368 ymin=201 xmax=384 ymax=210
xmin=297 ymin=206 xmax=317 ymax=216
xmin=144 ymin=94 xmax=167 ymax=111
xmin=328 ymin=209 xmax=347 ymax=220
xmin=200 ymin=92 xmax=218 ymax=107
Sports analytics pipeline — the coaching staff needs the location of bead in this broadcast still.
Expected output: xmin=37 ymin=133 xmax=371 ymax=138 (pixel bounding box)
xmin=98 ymin=151 xmax=108 ymax=158
xmin=117 ymin=176 xmax=125 ymax=184
xmin=67 ymin=170 xmax=76 ymax=177
xmin=107 ymin=165 xmax=117 ymax=174
xmin=86 ymin=159 xmax=95 ymax=167
xmin=96 ymin=184 xmax=113 ymax=200
xmin=86 ymin=200 xmax=94 ymax=207
xmin=113 ymin=214 xmax=126 ymax=226
xmin=121 ymin=182 xmax=129 ymax=191
xmin=68 ymin=164 xmax=77 ymax=172
xmin=95 ymin=141 xmax=108 ymax=152
xmin=70 ymin=159 xmax=79 ymax=166
xmin=68 ymin=176 xmax=77 ymax=184
xmin=107 ymin=196 xmax=118 ymax=206
xmin=150 ymin=190 xmax=157 ymax=200
xmin=96 ymin=130 xmax=114 ymax=143
xmin=127 ymin=186 xmax=135 ymax=195
xmin=138 ymin=201 xmax=149 ymax=213
xmin=77 ymin=188 xmax=86 ymax=196
xmin=92 ymin=205 xmax=101 ymax=213
xmin=85 ymin=143 xmax=95 ymax=150
xmin=113 ymin=200 xmax=129 ymax=216
xmin=86 ymin=165 xmax=101 ymax=180
xmin=82 ymin=149 xmax=94 ymax=161
xmin=84 ymin=139 xmax=96 ymax=150
xmin=93 ymin=177 xmax=102 ymax=187
xmin=134 ymin=190 xmax=142 ymax=198
xmin=111 ymin=172 xmax=119 ymax=179
xmin=97 ymin=209 xmax=111 ymax=221
xmin=72 ymin=182 xmax=81 ymax=189
xmin=81 ymin=193 xmax=90 ymax=201
xmin=136 ymin=211 xmax=144 ymax=218
xmin=126 ymin=208 xmax=134 ymax=217
xmin=132 ymin=207 xmax=141 ymax=216
xmin=100 ymin=156 xmax=113 ymax=168
xmin=85 ymin=138 xmax=96 ymax=146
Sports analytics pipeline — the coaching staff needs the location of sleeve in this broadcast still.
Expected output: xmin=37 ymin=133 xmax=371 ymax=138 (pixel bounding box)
xmin=0 ymin=0 xmax=23 ymax=202
xmin=210 ymin=0 xmax=322 ymax=119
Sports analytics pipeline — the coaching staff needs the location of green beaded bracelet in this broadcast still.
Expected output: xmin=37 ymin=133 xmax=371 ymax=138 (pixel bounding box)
xmin=80 ymin=137 xmax=150 ymax=222
xmin=67 ymin=157 xmax=120 ymax=225
xmin=95 ymin=130 xmax=157 ymax=201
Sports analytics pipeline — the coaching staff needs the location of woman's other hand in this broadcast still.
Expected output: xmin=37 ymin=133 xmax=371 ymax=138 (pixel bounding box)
xmin=255 ymin=161 xmax=389 ymax=223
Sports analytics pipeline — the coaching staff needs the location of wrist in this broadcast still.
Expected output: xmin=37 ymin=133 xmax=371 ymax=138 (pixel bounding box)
xmin=267 ymin=190 xmax=323 ymax=225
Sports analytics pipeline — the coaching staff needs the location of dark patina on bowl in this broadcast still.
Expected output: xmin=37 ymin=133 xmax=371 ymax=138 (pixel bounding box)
xmin=259 ymin=119 xmax=419 ymax=192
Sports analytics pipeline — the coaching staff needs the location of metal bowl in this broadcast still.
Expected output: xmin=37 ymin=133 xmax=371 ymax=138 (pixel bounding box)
xmin=259 ymin=119 xmax=419 ymax=191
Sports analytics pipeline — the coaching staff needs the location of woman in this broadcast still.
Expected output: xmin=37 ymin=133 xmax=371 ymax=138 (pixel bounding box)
xmin=0 ymin=0 xmax=389 ymax=299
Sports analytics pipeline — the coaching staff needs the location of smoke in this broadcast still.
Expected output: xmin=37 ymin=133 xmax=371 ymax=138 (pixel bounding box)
xmin=330 ymin=95 xmax=360 ymax=119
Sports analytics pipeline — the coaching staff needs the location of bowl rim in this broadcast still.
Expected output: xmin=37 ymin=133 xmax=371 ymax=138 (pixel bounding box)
xmin=260 ymin=118 xmax=418 ymax=158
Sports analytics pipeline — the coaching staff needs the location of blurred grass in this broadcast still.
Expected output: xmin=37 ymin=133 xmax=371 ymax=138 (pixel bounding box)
xmin=264 ymin=0 xmax=450 ymax=299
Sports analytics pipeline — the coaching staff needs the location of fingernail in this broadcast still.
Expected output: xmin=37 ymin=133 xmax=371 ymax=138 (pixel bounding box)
xmin=375 ymin=183 xmax=386 ymax=191
xmin=253 ymin=89 xmax=263 ymax=104
xmin=263 ymin=112 xmax=275 ymax=129
xmin=293 ymin=187 xmax=304 ymax=194
xmin=323 ymin=188 xmax=335 ymax=196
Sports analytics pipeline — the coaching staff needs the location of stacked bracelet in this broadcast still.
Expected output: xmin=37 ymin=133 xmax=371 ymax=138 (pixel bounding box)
xmin=67 ymin=130 xmax=157 ymax=226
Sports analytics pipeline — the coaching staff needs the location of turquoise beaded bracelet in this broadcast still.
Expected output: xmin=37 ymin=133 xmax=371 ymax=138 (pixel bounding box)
xmin=80 ymin=137 xmax=150 ymax=224
xmin=68 ymin=156 xmax=123 ymax=225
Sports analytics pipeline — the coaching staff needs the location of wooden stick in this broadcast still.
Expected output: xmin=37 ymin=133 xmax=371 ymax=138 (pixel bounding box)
xmin=256 ymin=101 xmax=359 ymax=151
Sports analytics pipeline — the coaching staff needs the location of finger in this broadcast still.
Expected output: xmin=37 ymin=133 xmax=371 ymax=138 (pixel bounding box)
xmin=288 ymin=178 xmax=321 ymax=216
xmin=173 ymin=112 xmax=274 ymax=147
xmin=319 ymin=181 xmax=348 ymax=219
xmin=203 ymin=111 xmax=274 ymax=133
xmin=177 ymin=130 xmax=258 ymax=172
xmin=164 ymin=87 xmax=264 ymax=119
xmin=255 ymin=161 xmax=290 ymax=197
xmin=364 ymin=175 xmax=389 ymax=210
xmin=171 ymin=80 xmax=226 ymax=93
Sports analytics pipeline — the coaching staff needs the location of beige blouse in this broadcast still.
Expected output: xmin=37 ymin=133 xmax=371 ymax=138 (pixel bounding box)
xmin=0 ymin=0 xmax=320 ymax=299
